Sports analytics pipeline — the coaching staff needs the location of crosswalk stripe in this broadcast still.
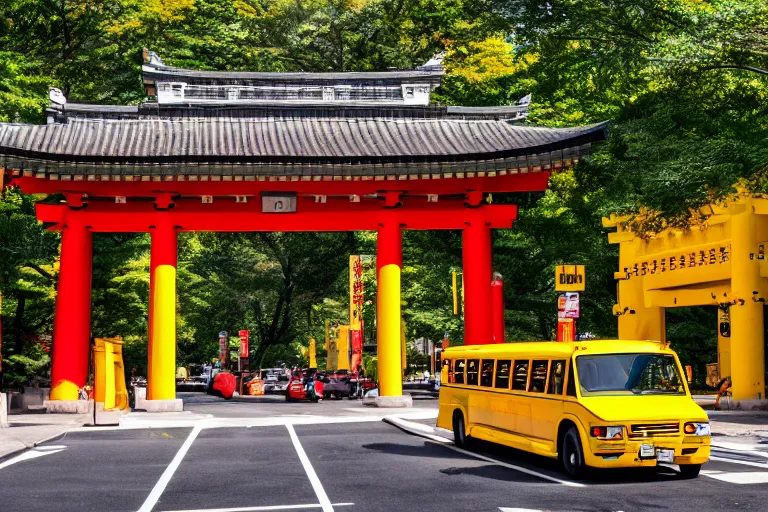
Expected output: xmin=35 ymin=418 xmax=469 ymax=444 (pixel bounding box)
xmin=701 ymin=470 xmax=768 ymax=484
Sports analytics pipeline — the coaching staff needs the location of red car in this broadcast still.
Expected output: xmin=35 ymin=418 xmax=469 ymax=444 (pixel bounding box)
xmin=285 ymin=370 xmax=325 ymax=402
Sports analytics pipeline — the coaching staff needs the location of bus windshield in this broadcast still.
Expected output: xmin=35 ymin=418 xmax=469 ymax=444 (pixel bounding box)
xmin=576 ymin=353 xmax=685 ymax=396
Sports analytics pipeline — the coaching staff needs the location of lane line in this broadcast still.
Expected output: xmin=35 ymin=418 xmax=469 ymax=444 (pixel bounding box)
xmin=161 ymin=503 xmax=354 ymax=512
xmin=137 ymin=424 xmax=202 ymax=512
xmin=433 ymin=442 xmax=585 ymax=487
xmin=0 ymin=447 xmax=66 ymax=470
xmin=286 ymin=424 xmax=335 ymax=512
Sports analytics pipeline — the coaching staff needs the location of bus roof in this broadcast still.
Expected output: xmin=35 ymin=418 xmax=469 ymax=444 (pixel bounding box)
xmin=442 ymin=340 xmax=673 ymax=359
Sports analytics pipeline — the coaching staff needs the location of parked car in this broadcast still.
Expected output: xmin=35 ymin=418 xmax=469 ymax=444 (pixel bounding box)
xmin=260 ymin=368 xmax=290 ymax=395
xmin=323 ymin=370 xmax=353 ymax=399
xmin=176 ymin=364 xmax=212 ymax=392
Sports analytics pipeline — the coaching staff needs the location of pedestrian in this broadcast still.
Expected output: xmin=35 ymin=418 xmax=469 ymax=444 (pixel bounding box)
xmin=715 ymin=376 xmax=731 ymax=409
xmin=423 ymin=369 xmax=430 ymax=381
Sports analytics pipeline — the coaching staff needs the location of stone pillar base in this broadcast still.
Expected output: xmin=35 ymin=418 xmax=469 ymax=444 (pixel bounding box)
xmin=374 ymin=395 xmax=413 ymax=408
xmin=44 ymin=399 xmax=94 ymax=414
xmin=94 ymin=402 xmax=128 ymax=425
xmin=1 ymin=393 xmax=8 ymax=428
xmin=139 ymin=399 xmax=184 ymax=412
xmin=724 ymin=398 xmax=768 ymax=411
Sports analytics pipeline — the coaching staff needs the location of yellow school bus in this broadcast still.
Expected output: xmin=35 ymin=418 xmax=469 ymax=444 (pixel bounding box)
xmin=437 ymin=340 xmax=710 ymax=478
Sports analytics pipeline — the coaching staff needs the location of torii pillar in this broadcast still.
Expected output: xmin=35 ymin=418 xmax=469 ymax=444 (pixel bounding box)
xmin=375 ymin=220 xmax=412 ymax=407
xmin=145 ymin=220 xmax=183 ymax=411
xmin=49 ymin=220 xmax=93 ymax=402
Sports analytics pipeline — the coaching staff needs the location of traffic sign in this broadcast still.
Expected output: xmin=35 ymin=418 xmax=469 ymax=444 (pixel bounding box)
xmin=555 ymin=265 xmax=585 ymax=291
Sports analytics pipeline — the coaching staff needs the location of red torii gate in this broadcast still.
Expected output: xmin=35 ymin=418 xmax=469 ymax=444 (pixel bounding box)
xmin=0 ymin=55 xmax=607 ymax=409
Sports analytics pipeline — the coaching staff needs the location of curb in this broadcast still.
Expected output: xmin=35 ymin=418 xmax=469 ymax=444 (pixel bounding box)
xmin=382 ymin=416 xmax=452 ymax=444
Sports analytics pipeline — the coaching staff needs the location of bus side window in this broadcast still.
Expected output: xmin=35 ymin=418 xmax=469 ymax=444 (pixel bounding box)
xmin=444 ymin=359 xmax=453 ymax=383
xmin=467 ymin=359 xmax=479 ymax=386
xmin=530 ymin=360 xmax=548 ymax=393
xmin=548 ymin=360 xmax=565 ymax=394
xmin=480 ymin=360 xmax=494 ymax=387
xmin=495 ymin=359 xmax=511 ymax=388
xmin=512 ymin=361 xmax=529 ymax=391
xmin=454 ymin=359 xmax=465 ymax=384
xmin=566 ymin=360 xmax=577 ymax=397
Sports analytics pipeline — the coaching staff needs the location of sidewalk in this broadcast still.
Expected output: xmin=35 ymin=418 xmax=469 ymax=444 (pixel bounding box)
xmin=0 ymin=413 xmax=90 ymax=459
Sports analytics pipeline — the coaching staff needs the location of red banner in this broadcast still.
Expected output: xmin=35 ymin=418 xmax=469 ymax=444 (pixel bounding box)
xmin=239 ymin=330 xmax=249 ymax=357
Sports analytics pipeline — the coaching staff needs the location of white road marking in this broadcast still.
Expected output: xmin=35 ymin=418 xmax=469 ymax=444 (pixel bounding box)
xmin=286 ymin=424 xmax=335 ymax=512
xmin=0 ymin=446 xmax=66 ymax=470
xmin=438 ymin=442 xmax=585 ymax=487
xmin=161 ymin=503 xmax=354 ymax=512
xmin=701 ymin=469 xmax=768 ymax=484
xmin=137 ymin=424 xmax=202 ymax=512
xmin=709 ymin=455 xmax=768 ymax=469
xmin=499 ymin=508 xmax=546 ymax=512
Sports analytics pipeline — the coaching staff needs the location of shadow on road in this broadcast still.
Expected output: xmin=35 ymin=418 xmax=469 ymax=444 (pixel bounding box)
xmin=466 ymin=437 xmax=684 ymax=485
xmin=440 ymin=464 xmax=546 ymax=483
xmin=362 ymin=441 xmax=468 ymax=460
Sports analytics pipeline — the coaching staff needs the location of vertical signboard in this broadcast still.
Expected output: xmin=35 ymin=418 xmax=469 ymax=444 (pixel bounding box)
xmin=349 ymin=256 xmax=364 ymax=330
xmin=239 ymin=330 xmax=249 ymax=357
xmin=218 ymin=330 xmax=228 ymax=368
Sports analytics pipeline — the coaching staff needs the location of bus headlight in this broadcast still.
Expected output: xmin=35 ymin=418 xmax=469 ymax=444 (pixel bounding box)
xmin=590 ymin=426 xmax=624 ymax=440
xmin=684 ymin=422 xmax=710 ymax=436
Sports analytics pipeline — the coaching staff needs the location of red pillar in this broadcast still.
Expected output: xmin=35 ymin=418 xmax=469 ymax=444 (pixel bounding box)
xmin=148 ymin=222 xmax=177 ymax=399
xmin=463 ymin=218 xmax=493 ymax=345
xmin=50 ymin=221 xmax=93 ymax=400
xmin=491 ymin=274 xmax=505 ymax=343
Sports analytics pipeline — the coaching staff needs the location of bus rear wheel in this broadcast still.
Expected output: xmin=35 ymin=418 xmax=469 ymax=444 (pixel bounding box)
xmin=453 ymin=410 xmax=468 ymax=448
xmin=678 ymin=464 xmax=701 ymax=479
xmin=561 ymin=427 xmax=587 ymax=479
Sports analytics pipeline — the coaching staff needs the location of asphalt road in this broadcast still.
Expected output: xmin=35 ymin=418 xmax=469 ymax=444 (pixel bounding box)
xmin=2 ymin=418 xmax=768 ymax=512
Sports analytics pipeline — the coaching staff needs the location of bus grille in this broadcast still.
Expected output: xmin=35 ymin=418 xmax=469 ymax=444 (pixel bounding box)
xmin=629 ymin=423 xmax=680 ymax=438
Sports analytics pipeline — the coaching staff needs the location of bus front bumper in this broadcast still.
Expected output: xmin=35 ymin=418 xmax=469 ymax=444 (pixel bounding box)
xmin=584 ymin=437 xmax=710 ymax=468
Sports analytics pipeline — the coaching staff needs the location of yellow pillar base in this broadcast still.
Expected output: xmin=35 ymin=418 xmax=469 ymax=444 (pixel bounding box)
xmin=148 ymin=264 xmax=177 ymax=401
xmin=378 ymin=263 xmax=403 ymax=397
xmin=49 ymin=380 xmax=80 ymax=401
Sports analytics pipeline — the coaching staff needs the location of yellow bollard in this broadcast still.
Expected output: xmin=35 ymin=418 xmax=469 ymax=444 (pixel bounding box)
xmin=148 ymin=265 xmax=177 ymax=401
xmin=93 ymin=337 xmax=128 ymax=411
xmin=94 ymin=338 xmax=106 ymax=404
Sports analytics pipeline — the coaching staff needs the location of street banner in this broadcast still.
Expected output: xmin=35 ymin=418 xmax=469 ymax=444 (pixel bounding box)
xmin=337 ymin=325 xmax=350 ymax=371
xmin=309 ymin=337 xmax=317 ymax=369
xmin=349 ymin=255 xmax=364 ymax=330
xmin=555 ymin=265 xmax=585 ymax=292
xmin=239 ymin=330 xmax=249 ymax=357
xmin=557 ymin=293 xmax=580 ymax=318
xmin=557 ymin=318 xmax=576 ymax=342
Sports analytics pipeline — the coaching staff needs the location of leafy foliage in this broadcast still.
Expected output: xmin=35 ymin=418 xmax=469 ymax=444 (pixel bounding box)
xmin=1 ymin=0 xmax=767 ymax=389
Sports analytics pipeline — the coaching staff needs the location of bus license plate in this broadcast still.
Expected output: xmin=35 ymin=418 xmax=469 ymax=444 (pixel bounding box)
xmin=656 ymin=449 xmax=675 ymax=463
xmin=640 ymin=444 xmax=655 ymax=458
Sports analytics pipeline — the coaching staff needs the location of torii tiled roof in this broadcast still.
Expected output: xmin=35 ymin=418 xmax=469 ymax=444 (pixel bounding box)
xmin=0 ymin=116 xmax=607 ymax=177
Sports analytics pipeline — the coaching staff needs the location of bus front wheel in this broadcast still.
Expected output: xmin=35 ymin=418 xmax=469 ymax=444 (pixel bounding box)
xmin=453 ymin=410 xmax=468 ymax=448
xmin=561 ymin=427 xmax=587 ymax=479
xmin=678 ymin=464 xmax=701 ymax=479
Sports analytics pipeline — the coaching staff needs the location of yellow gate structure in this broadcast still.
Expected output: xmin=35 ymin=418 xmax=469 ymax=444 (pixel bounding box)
xmin=604 ymin=195 xmax=767 ymax=402
xmin=93 ymin=337 xmax=129 ymax=411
